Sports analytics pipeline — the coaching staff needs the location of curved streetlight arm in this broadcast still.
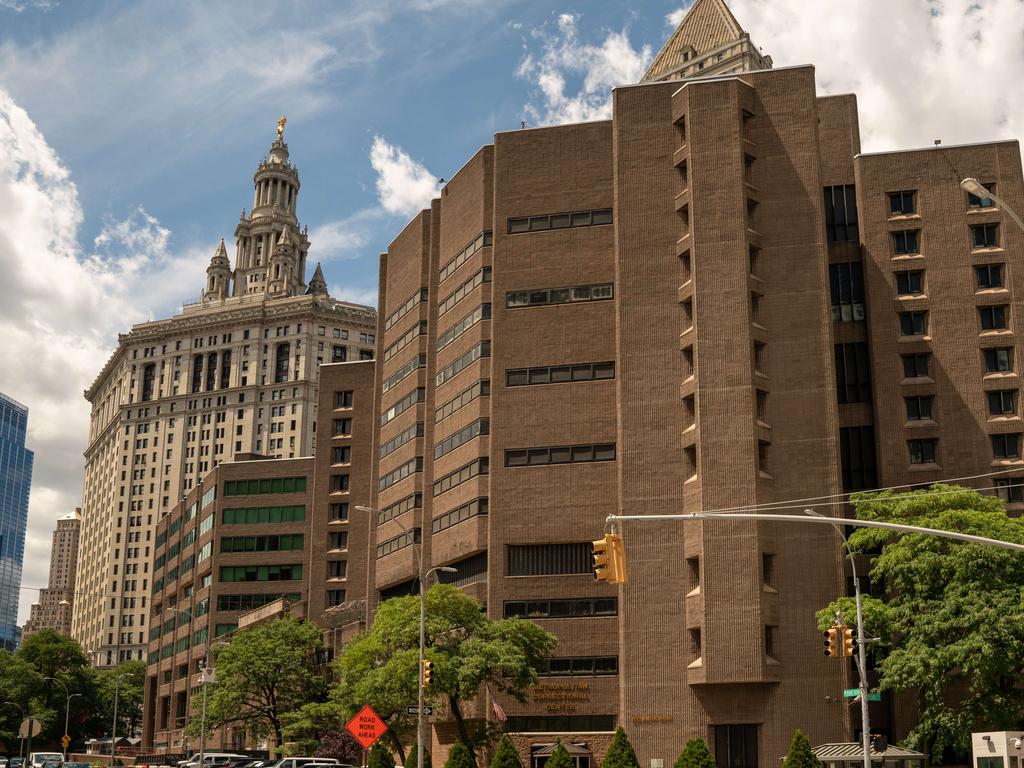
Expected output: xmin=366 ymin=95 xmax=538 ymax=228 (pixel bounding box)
xmin=961 ymin=178 xmax=1024 ymax=233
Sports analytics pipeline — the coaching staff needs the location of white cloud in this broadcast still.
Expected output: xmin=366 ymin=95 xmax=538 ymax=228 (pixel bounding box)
xmin=309 ymin=207 xmax=388 ymax=263
xmin=516 ymin=12 xmax=652 ymax=126
xmin=329 ymin=284 xmax=379 ymax=307
xmin=369 ymin=136 xmax=440 ymax=218
xmin=0 ymin=0 xmax=58 ymax=10
xmin=666 ymin=0 xmax=1024 ymax=152
xmin=666 ymin=7 xmax=688 ymax=27
xmin=0 ymin=89 xmax=207 ymax=621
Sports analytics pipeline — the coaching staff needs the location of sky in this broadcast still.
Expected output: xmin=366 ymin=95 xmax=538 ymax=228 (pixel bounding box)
xmin=2 ymin=0 xmax=1023 ymax=624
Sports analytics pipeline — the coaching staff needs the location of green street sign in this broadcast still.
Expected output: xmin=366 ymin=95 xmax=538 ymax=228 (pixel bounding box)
xmin=843 ymin=689 xmax=881 ymax=701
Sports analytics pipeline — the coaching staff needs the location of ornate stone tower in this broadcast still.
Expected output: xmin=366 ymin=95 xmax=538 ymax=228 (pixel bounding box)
xmin=204 ymin=239 xmax=232 ymax=300
xmin=232 ymin=118 xmax=311 ymax=296
xmin=306 ymin=262 xmax=328 ymax=296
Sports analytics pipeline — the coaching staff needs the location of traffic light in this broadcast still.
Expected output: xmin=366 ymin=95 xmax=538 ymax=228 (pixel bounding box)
xmin=592 ymin=533 xmax=628 ymax=584
xmin=421 ymin=659 xmax=434 ymax=688
xmin=823 ymin=627 xmax=838 ymax=657
xmin=842 ymin=627 xmax=855 ymax=657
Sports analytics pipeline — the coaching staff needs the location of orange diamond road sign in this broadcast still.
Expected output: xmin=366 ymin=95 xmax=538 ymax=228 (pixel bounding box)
xmin=346 ymin=705 xmax=388 ymax=750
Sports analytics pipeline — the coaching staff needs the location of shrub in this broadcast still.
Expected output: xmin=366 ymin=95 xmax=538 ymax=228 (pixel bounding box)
xmin=602 ymin=727 xmax=640 ymax=768
xmin=673 ymin=739 xmax=715 ymax=768
xmin=368 ymin=743 xmax=396 ymax=768
xmin=781 ymin=730 xmax=822 ymax=768
xmin=445 ymin=742 xmax=475 ymax=768
xmin=490 ymin=735 xmax=524 ymax=768
xmin=545 ymin=741 xmax=574 ymax=768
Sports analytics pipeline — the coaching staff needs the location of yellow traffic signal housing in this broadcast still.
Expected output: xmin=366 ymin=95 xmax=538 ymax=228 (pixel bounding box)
xmin=823 ymin=627 xmax=839 ymax=657
xmin=842 ymin=627 xmax=855 ymax=657
xmin=592 ymin=533 xmax=628 ymax=585
xmin=421 ymin=659 xmax=434 ymax=688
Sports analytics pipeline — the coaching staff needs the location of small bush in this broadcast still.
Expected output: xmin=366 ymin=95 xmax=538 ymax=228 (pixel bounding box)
xmin=445 ymin=742 xmax=475 ymax=768
xmin=490 ymin=735 xmax=524 ymax=768
xmin=368 ymin=744 xmax=396 ymax=768
xmin=781 ymin=730 xmax=822 ymax=768
xmin=673 ymin=739 xmax=715 ymax=768
xmin=602 ymin=727 xmax=640 ymax=768
xmin=545 ymin=741 xmax=574 ymax=768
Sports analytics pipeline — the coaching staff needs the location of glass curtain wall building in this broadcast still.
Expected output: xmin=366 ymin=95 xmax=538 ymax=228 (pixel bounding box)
xmin=0 ymin=393 xmax=33 ymax=650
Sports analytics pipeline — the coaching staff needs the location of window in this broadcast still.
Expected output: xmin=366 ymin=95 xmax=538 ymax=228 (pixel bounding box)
xmin=381 ymin=389 xmax=424 ymax=426
xmin=330 ymin=503 xmax=349 ymax=521
xmin=503 ymin=598 xmax=617 ymax=619
xmin=823 ymin=185 xmax=858 ymax=242
xmin=973 ymin=223 xmax=999 ymax=249
xmin=329 ymin=531 xmax=348 ymax=550
xmin=889 ymin=190 xmax=915 ymax=216
xmin=439 ymin=231 xmax=492 ymax=283
xmin=507 ymin=283 xmax=614 ymax=309
xmin=327 ymin=590 xmax=346 ymax=607
xmin=538 ymin=656 xmax=618 ymax=677
xmin=968 ymin=182 xmax=995 ymax=209
xmin=217 ymin=593 xmax=301 ymax=612
xmin=507 ymin=543 xmax=593 ymax=576
xmin=834 ymin=343 xmax=871 ymax=404
xmin=333 ymin=446 xmax=351 ymax=464
xmin=507 ymin=208 xmax=613 ymax=234
xmin=383 ymin=321 xmax=427 ymax=363
xmin=376 ymin=527 xmax=421 ymax=558
xmin=384 ymin=287 xmax=428 ymax=332
xmin=995 ymin=478 xmax=1024 ymax=503
xmin=332 ymin=345 xmax=347 ymax=363
xmin=380 ymin=421 xmax=424 ymax=459
xmin=222 ymin=477 xmax=307 ymax=496
xmin=220 ymin=564 xmax=303 ymax=582
xmin=895 ymin=270 xmax=924 ymax=295
xmin=892 ymin=230 xmax=920 ymax=255
xmin=434 ymin=458 xmax=489 ymax=496
xmin=507 ymin=362 xmax=615 ymax=386
xmin=435 ymin=380 xmax=490 ymax=423
xmin=976 ymin=264 xmax=1004 ymax=289
xmin=985 ymin=347 xmax=1014 ymax=372
xmin=762 ymin=554 xmax=775 ymax=588
xmin=840 ymin=426 xmax=877 ymax=491
xmin=432 ymin=498 xmax=488 ymax=533
xmin=899 ymin=311 xmax=928 ymax=336
xmin=435 ymin=419 xmax=489 ymax=459
xmin=506 ymin=715 xmax=616 ymax=734
xmin=220 ymin=534 xmax=304 ymax=552
xmin=330 ymin=474 xmax=350 ymax=492
xmin=992 ymin=433 xmax=1021 ymax=459
xmin=437 ymin=341 xmax=490 ymax=386
xmin=378 ymin=493 xmax=422 ymax=524
xmin=274 ymin=343 xmax=290 ymax=383
xmin=437 ymin=304 xmax=491 ymax=352
xmin=222 ymin=505 xmax=305 ymax=524
xmin=382 ymin=354 xmax=427 ymax=395
xmin=439 ymin=268 xmax=491 ymax=317
xmin=905 ymin=396 xmax=933 ymax=421
xmin=989 ymin=390 xmax=1017 ymax=416
xmin=378 ymin=457 xmax=423 ymax=492
xmin=765 ymin=625 xmax=778 ymax=659
xmin=908 ymin=439 xmax=938 ymax=464
xmin=505 ymin=444 xmax=616 ymax=467
xmin=829 ymin=263 xmax=865 ymax=321
xmin=980 ymin=305 xmax=1009 ymax=330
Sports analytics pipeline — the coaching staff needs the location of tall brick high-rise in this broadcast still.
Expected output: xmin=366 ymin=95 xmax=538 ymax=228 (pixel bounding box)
xmin=23 ymin=508 xmax=81 ymax=639
xmin=363 ymin=1 xmax=1022 ymax=766
xmin=72 ymin=123 xmax=377 ymax=666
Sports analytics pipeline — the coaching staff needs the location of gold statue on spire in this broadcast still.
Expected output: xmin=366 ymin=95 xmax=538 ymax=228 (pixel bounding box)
xmin=276 ymin=115 xmax=287 ymax=142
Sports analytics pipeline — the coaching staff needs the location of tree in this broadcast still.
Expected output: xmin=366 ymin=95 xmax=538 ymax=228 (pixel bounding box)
xmin=781 ymin=731 xmax=821 ymax=768
xmin=818 ymin=484 xmax=1024 ymax=759
xmin=545 ymin=742 xmax=574 ymax=768
xmin=602 ymin=728 xmax=639 ymax=768
xmin=368 ymin=744 xmax=396 ymax=768
xmin=672 ymin=739 xmax=715 ymax=768
xmin=335 ymin=585 xmax=557 ymax=767
xmin=314 ymin=731 xmax=364 ymax=765
xmin=444 ymin=743 xmax=474 ymax=768
xmin=13 ymin=631 xmax=97 ymax=745
xmin=193 ymin=617 xmax=327 ymax=749
xmin=490 ymin=735 xmax=524 ymax=768
xmin=0 ymin=651 xmax=46 ymax=745
xmin=280 ymin=701 xmax=350 ymax=757
xmin=96 ymin=660 xmax=146 ymax=738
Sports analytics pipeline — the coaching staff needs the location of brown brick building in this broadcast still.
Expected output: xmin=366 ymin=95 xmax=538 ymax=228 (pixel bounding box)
xmin=365 ymin=30 xmax=1022 ymax=768
xmin=141 ymin=360 xmax=376 ymax=753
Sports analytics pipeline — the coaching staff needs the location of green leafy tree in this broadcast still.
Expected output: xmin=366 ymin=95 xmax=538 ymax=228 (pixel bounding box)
xmin=0 ymin=651 xmax=47 ymax=745
xmin=95 ymin=660 xmax=146 ymax=738
xmin=280 ymin=701 xmax=347 ymax=756
xmin=602 ymin=727 xmax=639 ymax=768
xmin=818 ymin=484 xmax=1024 ymax=759
xmin=368 ymin=743 xmax=396 ymax=768
xmin=191 ymin=617 xmax=327 ymax=749
xmin=490 ymin=735 xmax=524 ymax=768
xmin=335 ymin=585 xmax=557 ymax=767
xmin=673 ymin=739 xmax=715 ymax=768
xmin=781 ymin=731 xmax=821 ymax=768
xmin=445 ymin=743 xmax=474 ymax=768
xmin=545 ymin=742 xmax=574 ymax=768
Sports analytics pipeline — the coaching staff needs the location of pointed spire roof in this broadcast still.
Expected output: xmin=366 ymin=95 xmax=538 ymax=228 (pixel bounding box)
xmin=643 ymin=0 xmax=748 ymax=82
xmin=209 ymin=238 xmax=230 ymax=268
xmin=276 ymin=226 xmax=293 ymax=248
xmin=306 ymin=262 xmax=328 ymax=296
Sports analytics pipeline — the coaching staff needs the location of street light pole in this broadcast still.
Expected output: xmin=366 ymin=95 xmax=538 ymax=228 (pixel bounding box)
xmin=111 ymin=670 xmax=128 ymax=768
xmin=355 ymin=505 xmax=455 ymax=768
xmin=4 ymin=701 xmax=27 ymax=759
xmin=43 ymin=678 xmax=81 ymax=759
xmin=960 ymin=178 xmax=1024 ymax=232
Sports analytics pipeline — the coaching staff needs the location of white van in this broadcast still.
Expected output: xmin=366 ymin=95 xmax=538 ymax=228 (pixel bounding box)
xmin=268 ymin=759 xmax=341 ymax=768
xmin=29 ymin=754 xmax=64 ymax=768
xmin=178 ymin=754 xmax=249 ymax=768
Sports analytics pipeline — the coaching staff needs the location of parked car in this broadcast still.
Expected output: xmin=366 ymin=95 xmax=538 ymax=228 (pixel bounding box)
xmin=29 ymin=754 xmax=64 ymax=768
xmin=266 ymin=759 xmax=340 ymax=768
xmin=9 ymin=758 xmax=25 ymax=768
xmin=178 ymin=755 xmax=250 ymax=768
xmin=61 ymin=762 xmax=92 ymax=768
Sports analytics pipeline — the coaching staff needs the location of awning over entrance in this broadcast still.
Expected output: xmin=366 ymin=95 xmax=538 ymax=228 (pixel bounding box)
xmin=812 ymin=742 xmax=928 ymax=768
xmin=531 ymin=742 xmax=591 ymax=757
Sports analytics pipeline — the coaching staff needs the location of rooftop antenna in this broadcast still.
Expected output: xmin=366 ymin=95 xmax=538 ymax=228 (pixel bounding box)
xmin=521 ymin=120 xmax=526 ymax=129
